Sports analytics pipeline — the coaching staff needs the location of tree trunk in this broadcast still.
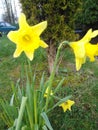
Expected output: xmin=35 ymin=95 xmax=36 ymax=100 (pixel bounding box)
xmin=47 ymin=41 xmax=57 ymax=75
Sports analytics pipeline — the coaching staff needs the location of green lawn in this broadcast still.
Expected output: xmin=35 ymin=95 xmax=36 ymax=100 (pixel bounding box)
xmin=0 ymin=36 xmax=98 ymax=130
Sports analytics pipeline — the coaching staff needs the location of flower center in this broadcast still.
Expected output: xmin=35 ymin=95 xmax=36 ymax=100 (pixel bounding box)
xmin=64 ymin=102 xmax=68 ymax=105
xmin=23 ymin=35 xmax=31 ymax=42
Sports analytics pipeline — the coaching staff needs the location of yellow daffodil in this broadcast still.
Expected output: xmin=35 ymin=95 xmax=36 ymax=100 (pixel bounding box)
xmin=85 ymin=43 xmax=98 ymax=61
xmin=44 ymin=87 xmax=53 ymax=98
xmin=7 ymin=13 xmax=48 ymax=60
xmin=59 ymin=100 xmax=75 ymax=112
xmin=69 ymin=29 xmax=98 ymax=71
xmin=69 ymin=29 xmax=92 ymax=71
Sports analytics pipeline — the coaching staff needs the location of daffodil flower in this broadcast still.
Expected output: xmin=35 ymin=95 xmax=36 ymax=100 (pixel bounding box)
xmin=85 ymin=42 xmax=98 ymax=61
xmin=44 ymin=87 xmax=53 ymax=98
xmin=59 ymin=100 xmax=75 ymax=112
xmin=69 ymin=29 xmax=98 ymax=71
xmin=7 ymin=13 xmax=48 ymax=60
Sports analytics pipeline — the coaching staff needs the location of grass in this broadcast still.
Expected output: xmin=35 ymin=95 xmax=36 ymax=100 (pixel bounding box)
xmin=0 ymin=36 xmax=98 ymax=130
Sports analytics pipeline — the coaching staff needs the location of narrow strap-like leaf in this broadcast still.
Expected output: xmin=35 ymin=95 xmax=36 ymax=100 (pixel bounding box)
xmin=41 ymin=112 xmax=53 ymax=130
xmin=15 ymin=96 xmax=27 ymax=130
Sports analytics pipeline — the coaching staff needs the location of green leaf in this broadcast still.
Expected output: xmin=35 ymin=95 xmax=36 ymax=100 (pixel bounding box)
xmin=10 ymin=94 xmax=15 ymax=106
xmin=59 ymin=68 xmax=68 ymax=73
xmin=8 ymin=127 xmax=14 ymax=130
xmin=0 ymin=99 xmax=18 ymax=127
xmin=17 ymin=85 xmax=23 ymax=100
xmin=42 ymin=125 xmax=48 ymax=130
xmin=54 ymin=95 xmax=72 ymax=106
xmin=54 ymin=78 xmax=65 ymax=94
xmin=38 ymin=72 xmax=45 ymax=102
xmin=40 ymin=72 xmax=45 ymax=90
xmin=21 ymin=125 xmax=30 ymax=130
xmin=34 ymin=124 xmax=39 ymax=130
xmin=41 ymin=112 xmax=53 ymax=130
xmin=47 ymin=95 xmax=72 ymax=112
xmin=15 ymin=96 xmax=27 ymax=130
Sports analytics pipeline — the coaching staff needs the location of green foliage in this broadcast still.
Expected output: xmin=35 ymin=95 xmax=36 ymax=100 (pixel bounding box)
xmin=76 ymin=0 xmax=98 ymax=26
xmin=0 ymin=36 xmax=98 ymax=130
xmin=0 ymin=40 xmax=72 ymax=130
xmin=19 ymin=0 xmax=81 ymax=43
xmin=49 ymin=71 xmax=98 ymax=130
xmin=0 ymin=63 xmax=71 ymax=130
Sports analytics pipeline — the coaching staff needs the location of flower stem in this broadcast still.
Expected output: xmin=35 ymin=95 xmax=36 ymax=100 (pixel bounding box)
xmin=45 ymin=41 xmax=69 ymax=112
xmin=34 ymin=91 xmax=37 ymax=124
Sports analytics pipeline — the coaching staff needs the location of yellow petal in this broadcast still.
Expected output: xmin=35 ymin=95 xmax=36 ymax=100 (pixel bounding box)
xmin=59 ymin=103 xmax=67 ymax=112
xmin=7 ymin=31 xmax=19 ymax=44
xmin=91 ymin=30 xmax=98 ymax=38
xmin=63 ymin=106 xmax=68 ymax=112
xmin=75 ymin=58 xmax=82 ymax=71
xmin=80 ymin=28 xmax=92 ymax=43
xmin=25 ymin=51 xmax=34 ymax=61
xmin=13 ymin=46 xmax=23 ymax=58
xmin=75 ymin=57 xmax=86 ymax=71
xmin=67 ymin=100 xmax=75 ymax=111
xmin=76 ymin=43 xmax=85 ymax=58
xmin=85 ymin=42 xmax=98 ymax=61
xmin=44 ymin=87 xmax=53 ymax=98
xmin=40 ymin=40 xmax=48 ymax=48
xmin=18 ymin=13 xmax=29 ymax=29
xmin=32 ymin=21 xmax=47 ymax=36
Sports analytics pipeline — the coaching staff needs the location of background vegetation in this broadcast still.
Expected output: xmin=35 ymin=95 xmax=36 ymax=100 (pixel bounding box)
xmin=75 ymin=0 xmax=98 ymax=30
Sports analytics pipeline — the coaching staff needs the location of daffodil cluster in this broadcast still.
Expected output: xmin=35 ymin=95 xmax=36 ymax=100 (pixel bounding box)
xmin=7 ymin=13 xmax=98 ymax=115
xmin=7 ymin=13 xmax=75 ymax=114
xmin=69 ymin=29 xmax=98 ymax=71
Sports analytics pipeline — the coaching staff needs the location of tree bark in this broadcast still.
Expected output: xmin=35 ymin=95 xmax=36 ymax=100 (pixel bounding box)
xmin=47 ymin=41 xmax=57 ymax=75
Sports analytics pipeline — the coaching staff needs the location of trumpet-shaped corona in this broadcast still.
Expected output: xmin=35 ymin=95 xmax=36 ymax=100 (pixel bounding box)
xmin=85 ymin=43 xmax=98 ymax=61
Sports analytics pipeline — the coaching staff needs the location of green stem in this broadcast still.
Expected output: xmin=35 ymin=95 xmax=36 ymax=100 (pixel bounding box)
xmin=45 ymin=41 xmax=69 ymax=112
xmin=34 ymin=91 xmax=37 ymax=124
xmin=27 ymin=59 xmax=33 ymax=83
